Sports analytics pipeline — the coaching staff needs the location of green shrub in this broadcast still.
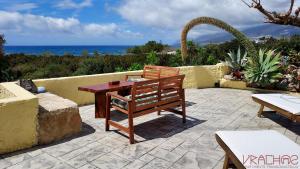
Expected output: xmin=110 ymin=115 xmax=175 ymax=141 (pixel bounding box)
xmin=127 ymin=41 xmax=167 ymax=54
xmin=128 ymin=63 xmax=143 ymax=71
xmin=0 ymin=34 xmax=5 ymax=59
xmin=115 ymin=67 xmax=125 ymax=72
xmin=206 ymin=55 xmax=218 ymax=65
xmin=245 ymin=49 xmax=282 ymax=87
xmin=73 ymin=57 xmax=104 ymax=75
xmin=146 ymin=51 xmax=159 ymax=65
xmin=2 ymin=36 xmax=300 ymax=82
xmin=168 ymin=50 xmax=182 ymax=67
xmin=0 ymin=35 xmax=14 ymax=81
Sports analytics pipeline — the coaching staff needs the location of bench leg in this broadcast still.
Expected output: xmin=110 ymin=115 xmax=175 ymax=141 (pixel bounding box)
xmin=157 ymin=110 xmax=161 ymax=115
xmin=257 ymin=104 xmax=264 ymax=117
xmin=182 ymin=96 xmax=186 ymax=123
xmin=182 ymin=103 xmax=186 ymax=123
xmin=105 ymin=95 xmax=111 ymax=131
xmin=223 ymin=154 xmax=229 ymax=169
xmin=128 ymin=113 xmax=135 ymax=144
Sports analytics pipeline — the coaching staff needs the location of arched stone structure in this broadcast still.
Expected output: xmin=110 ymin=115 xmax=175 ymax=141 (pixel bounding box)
xmin=181 ymin=17 xmax=256 ymax=61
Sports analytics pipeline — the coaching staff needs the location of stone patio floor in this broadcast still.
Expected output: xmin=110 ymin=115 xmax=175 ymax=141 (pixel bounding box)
xmin=1 ymin=88 xmax=300 ymax=169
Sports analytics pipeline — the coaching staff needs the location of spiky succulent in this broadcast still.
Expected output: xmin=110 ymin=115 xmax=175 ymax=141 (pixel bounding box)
xmin=225 ymin=47 xmax=247 ymax=71
xmin=245 ymin=49 xmax=282 ymax=87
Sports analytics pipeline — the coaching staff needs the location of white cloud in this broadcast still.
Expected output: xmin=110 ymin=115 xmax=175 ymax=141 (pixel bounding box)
xmin=117 ymin=0 xmax=300 ymax=30
xmin=6 ymin=3 xmax=38 ymax=12
xmin=0 ymin=10 xmax=142 ymax=41
xmin=115 ymin=0 xmax=300 ymax=42
xmin=56 ymin=0 xmax=93 ymax=9
xmin=0 ymin=11 xmax=80 ymax=33
xmin=84 ymin=23 xmax=118 ymax=35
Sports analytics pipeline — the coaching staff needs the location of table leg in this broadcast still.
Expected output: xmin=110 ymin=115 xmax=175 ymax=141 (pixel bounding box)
xmin=95 ymin=92 xmax=106 ymax=118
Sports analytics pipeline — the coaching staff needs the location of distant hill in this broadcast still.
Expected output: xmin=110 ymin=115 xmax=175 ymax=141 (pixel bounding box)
xmin=173 ymin=24 xmax=300 ymax=46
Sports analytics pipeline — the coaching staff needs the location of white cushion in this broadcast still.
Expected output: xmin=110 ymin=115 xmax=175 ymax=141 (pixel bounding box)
xmin=252 ymin=94 xmax=300 ymax=115
xmin=216 ymin=130 xmax=300 ymax=169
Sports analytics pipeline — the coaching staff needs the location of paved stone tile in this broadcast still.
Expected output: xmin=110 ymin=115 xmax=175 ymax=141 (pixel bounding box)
xmin=68 ymin=134 xmax=104 ymax=147
xmin=172 ymin=151 xmax=218 ymax=169
xmin=67 ymin=144 xmax=113 ymax=168
xmin=91 ymin=153 xmax=130 ymax=169
xmin=60 ymin=146 xmax=90 ymax=161
xmin=213 ymin=160 xmax=225 ymax=169
xmin=158 ymin=137 xmax=184 ymax=151
xmin=78 ymin=164 xmax=99 ymax=169
xmin=0 ymin=159 xmax=12 ymax=169
xmin=138 ymin=154 xmax=155 ymax=163
xmin=6 ymin=153 xmax=59 ymax=169
xmin=26 ymin=149 xmax=43 ymax=157
xmin=148 ymin=148 xmax=183 ymax=163
xmin=123 ymin=159 xmax=146 ymax=169
xmin=141 ymin=158 xmax=172 ymax=169
xmin=51 ymin=161 xmax=74 ymax=169
xmin=97 ymin=136 xmax=127 ymax=148
xmin=112 ymin=143 xmax=154 ymax=161
xmin=171 ymin=146 xmax=188 ymax=156
xmin=143 ymin=138 xmax=167 ymax=146
xmin=1 ymin=88 xmax=300 ymax=169
xmin=2 ymin=153 xmax=32 ymax=165
xmin=41 ymin=142 xmax=80 ymax=157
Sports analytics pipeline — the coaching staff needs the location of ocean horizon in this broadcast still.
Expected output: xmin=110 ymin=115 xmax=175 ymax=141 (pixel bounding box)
xmin=4 ymin=45 xmax=133 ymax=56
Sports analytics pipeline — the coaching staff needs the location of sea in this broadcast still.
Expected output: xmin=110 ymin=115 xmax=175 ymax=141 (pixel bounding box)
xmin=4 ymin=45 xmax=133 ymax=56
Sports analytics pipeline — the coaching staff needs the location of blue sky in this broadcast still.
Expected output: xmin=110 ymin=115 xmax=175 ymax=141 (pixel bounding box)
xmin=0 ymin=0 xmax=298 ymax=45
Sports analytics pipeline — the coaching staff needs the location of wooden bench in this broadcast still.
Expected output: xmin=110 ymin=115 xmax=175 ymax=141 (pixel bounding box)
xmin=125 ymin=65 xmax=180 ymax=81
xmin=106 ymin=75 xmax=186 ymax=144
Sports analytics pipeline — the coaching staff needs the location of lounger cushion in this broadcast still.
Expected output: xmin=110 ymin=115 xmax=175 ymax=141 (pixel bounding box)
xmin=252 ymin=94 xmax=300 ymax=115
xmin=216 ymin=130 xmax=300 ymax=168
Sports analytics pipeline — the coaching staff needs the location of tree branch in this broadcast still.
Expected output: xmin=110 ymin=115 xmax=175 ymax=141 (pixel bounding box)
xmin=242 ymin=0 xmax=300 ymax=27
xmin=286 ymin=0 xmax=294 ymax=17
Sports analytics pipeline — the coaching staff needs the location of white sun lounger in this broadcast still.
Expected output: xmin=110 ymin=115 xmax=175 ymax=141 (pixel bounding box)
xmin=215 ymin=130 xmax=300 ymax=169
xmin=252 ymin=94 xmax=300 ymax=122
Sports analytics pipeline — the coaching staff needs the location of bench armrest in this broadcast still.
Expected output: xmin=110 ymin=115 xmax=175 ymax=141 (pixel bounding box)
xmin=107 ymin=92 xmax=132 ymax=102
xmin=125 ymin=74 xmax=143 ymax=80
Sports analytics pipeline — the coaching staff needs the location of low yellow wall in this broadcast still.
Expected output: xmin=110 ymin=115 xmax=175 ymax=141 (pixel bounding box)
xmin=0 ymin=83 xmax=38 ymax=154
xmin=220 ymin=78 xmax=247 ymax=89
xmin=34 ymin=63 xmax=229 ymax=105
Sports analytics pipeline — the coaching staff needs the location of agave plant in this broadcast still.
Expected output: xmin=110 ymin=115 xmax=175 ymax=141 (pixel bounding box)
xmin=226 ymin=47 xmax=248 ymax=70
xmin=245 ymin=49 xmax=282 ymax=87
xmin=225 ymin=47 xmax=247 ymax=79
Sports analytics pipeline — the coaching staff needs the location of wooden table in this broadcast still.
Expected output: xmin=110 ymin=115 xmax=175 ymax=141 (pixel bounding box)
xmin=78 ymin=81 xmax=133 ymax=118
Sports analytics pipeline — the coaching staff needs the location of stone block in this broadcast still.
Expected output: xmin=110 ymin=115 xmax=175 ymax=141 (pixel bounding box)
xmin=37 ymin=93 xmax=82 ymax=144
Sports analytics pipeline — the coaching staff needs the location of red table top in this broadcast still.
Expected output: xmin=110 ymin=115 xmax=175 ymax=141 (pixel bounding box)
xmin=78 ymin=81 xmax=134 ymax=93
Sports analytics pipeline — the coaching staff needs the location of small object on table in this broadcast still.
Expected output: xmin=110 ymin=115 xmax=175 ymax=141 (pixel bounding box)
xmin=37 ymin=86 xmax=46 ymax=93
xmin=109 ymin=81 xmax=120 ymax=85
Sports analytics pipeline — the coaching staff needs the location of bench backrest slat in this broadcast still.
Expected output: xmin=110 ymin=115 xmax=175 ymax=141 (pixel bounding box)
xmin=131 ymin=75 xmax=185 ymax=112
xmin=142 ymin=65 xmax=179 ymax=79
